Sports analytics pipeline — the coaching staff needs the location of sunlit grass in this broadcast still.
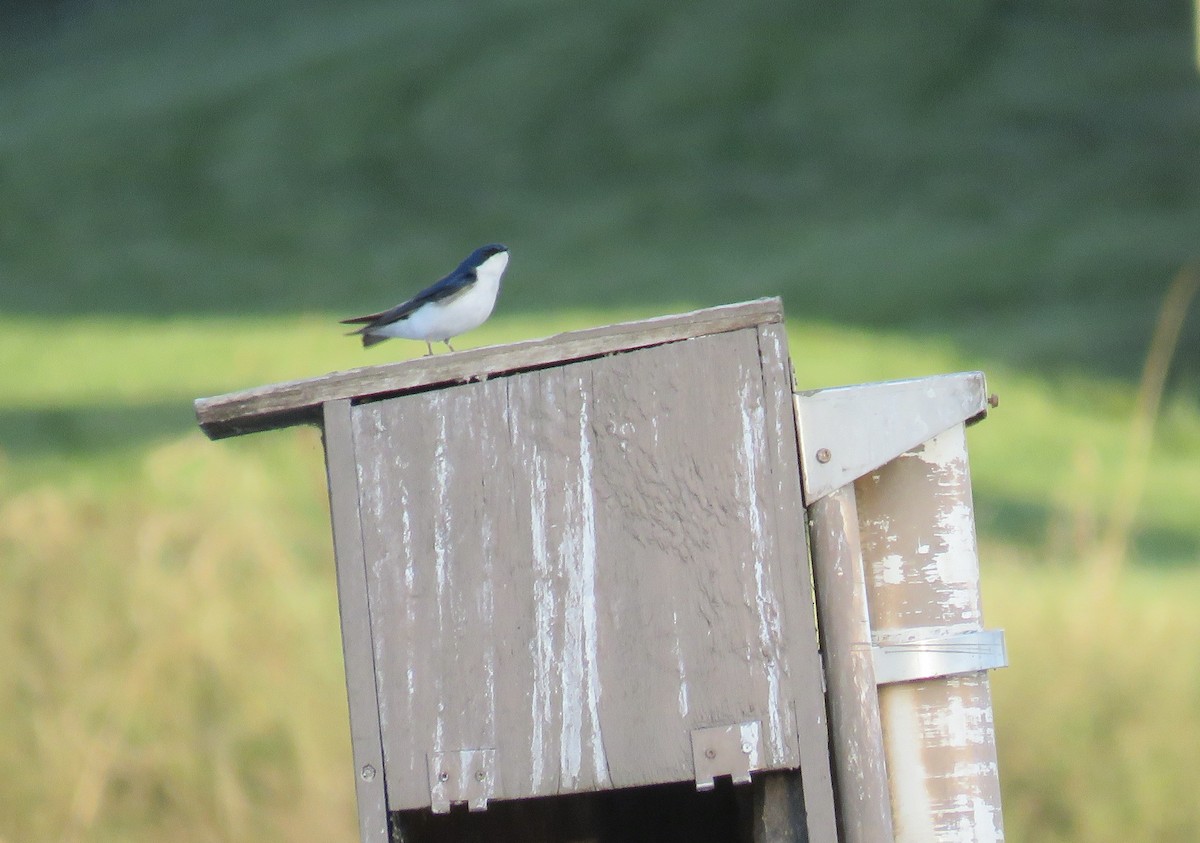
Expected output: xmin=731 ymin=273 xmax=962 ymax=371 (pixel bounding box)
xmin=989 ymin=567 xmax=1200 ymax=842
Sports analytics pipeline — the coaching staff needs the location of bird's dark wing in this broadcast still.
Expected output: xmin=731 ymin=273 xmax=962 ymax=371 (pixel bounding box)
xmin=339 ymin=268 xmax=476 ymax=328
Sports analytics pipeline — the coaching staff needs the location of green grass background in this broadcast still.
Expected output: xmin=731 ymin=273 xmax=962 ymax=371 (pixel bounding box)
xmin=1 ymin=0 xmax=1198 ymax=840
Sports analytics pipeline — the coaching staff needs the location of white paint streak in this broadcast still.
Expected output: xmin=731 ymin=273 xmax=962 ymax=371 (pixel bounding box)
xmin=969 ymin=794 xmax=1003 ymax=843
xmin=924 ymin=694 xmax=990 ymax=748
xmin=739 ymin=379 xmax=786 ymax=761
xmin=558 ymin=386 xmax=610 ymax=788
xmin=921 ymin=427 xmax=982 ymax=623
xmin=398 ymin=465 xmax=416 ymax=728
xmin=401 ymin=502 xmax=414 ymax=592
xmin=952 ymin=760 xmax=1000 ymax=779
xmin=878 ymin=552 xmax=906 ymax=586
xmin=529 ymin=436 xmax=554 ymax=791
xmin=672 ymin=611 xmax=690 ymax=719
xmin=480 ymin=483 xmax=497 ymax=758
xmin=432 ymin=397 xmax=450 ymax=754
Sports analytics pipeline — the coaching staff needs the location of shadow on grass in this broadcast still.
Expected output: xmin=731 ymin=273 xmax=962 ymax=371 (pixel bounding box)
xmin=0 ymin=401 xmax=199 ymax=460
xmin=977 ymin=491 xmax=1199 ymax=569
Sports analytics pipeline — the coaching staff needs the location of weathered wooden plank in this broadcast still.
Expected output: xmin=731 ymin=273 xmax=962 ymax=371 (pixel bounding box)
xmin=756 ymin=321 xmax=840 ymax=843
xmin=588 ymin=331 xmax=800 ymax=784
xmin=503 ymin=362 xmax=615 ymax=798
xmin=352 ymin=378 xmax=513 ymax=811
xmin=321 ymin=400 xmax=389 ymax=843
xmin=195 ymin=298 xmax=784 ymax=440
xmin=807 ymin=486 xmax=893 ymax=843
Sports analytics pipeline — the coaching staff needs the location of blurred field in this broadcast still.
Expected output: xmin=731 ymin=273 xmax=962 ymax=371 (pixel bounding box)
xmin=2 ymin=0 xmax=1199 ymax=840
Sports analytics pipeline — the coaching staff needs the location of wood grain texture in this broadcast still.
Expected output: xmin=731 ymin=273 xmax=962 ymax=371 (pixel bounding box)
xmin=751 ymin=771 xmax=811 ymax=843
xmin=195 ymin=298 xmax=783 ymax=440
xmin=755 ymin=322 xmax=839 ymax=843
xmin=806 ymin=486 xmax=894 ymax=843
xmin=346 ymin=326 xmax=832 ymax=821
xmin=321 ymin=400 xmax=389 ymax=843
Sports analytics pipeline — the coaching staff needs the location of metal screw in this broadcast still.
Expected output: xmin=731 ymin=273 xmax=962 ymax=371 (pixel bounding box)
xmin=988 ymin=393 xmax=1000 ymax=409
xmin=438 ymin=771 xmax=449 ymax=782
xmin=816 ymin=448 xmax=832 ymax=464
xmin=704 ymin=748 xmax=717 ymax=759
xmin=360 ymin=764 xmax=376 ymax=782
xmin=475 ymin=770 xmax=486 ymax=781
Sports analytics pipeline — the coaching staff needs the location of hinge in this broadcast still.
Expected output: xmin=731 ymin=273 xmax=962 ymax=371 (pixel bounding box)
xmin=427 ymin=748 xmax=496 ymax=813
xmin=690 ymin=721 xmax=762 ymax=791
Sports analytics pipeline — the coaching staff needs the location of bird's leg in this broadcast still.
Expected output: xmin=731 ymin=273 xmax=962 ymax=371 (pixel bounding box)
xmin=444 ymin=339 xmax=456 ymax=352
xmin=424 ymin=342 xmax=434 ymax=356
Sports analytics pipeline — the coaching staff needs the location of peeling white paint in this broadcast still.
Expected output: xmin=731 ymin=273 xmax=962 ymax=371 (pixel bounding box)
xmin=921 ymin=428 xmax=982 ymax=624
xmin=480 ymin=508 xmax=497 ymax=755
xmin=432 ymin=398 xmax=450 ymax=754
xmin=968 ymin=794 xmax=1003 ymax=843
xmin=400 ymin=501 xmax=414 ymax=593
xmin=951 ymin=759 xmax=1000 ymax=779
xmin=923 ymin=693 xmax=991 ymax=748
xmin=877 ymin=552 xmax=907 ymax=586
xmin=739 ymin=378 xmax=785 ymax=761
xmin=529 ymin=439 xmax=554 ymax=791
xmin=672 ymin=610 xmax=690 ymax=720
xmin=915 ymin=425 xmax=969 ymax=476
xmin=399 ymin=471 xmax=416 ymax=731
xmin=932 ymin=501 xmax=978 ymax=585
xmin=558 ymin=387 xmax=610 ymax=788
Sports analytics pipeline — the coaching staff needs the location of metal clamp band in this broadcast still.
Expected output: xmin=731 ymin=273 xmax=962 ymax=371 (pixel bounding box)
xmin=872 ymin=628 xmax=1007 ymax=686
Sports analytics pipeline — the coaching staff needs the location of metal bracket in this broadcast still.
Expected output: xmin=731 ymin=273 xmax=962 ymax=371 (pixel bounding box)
xmin=427 ymin=748 xmax=496 ymax=813
xmin=872 ymin=628 xmax=1008 ymax=686
xmin=794 ymin=371 xmax=991 ymax=504
xmin=690 ymin=720 xmax=762 ymax=791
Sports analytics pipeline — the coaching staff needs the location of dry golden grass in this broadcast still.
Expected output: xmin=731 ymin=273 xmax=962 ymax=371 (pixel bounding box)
xmin=989 ymin=566 xmax=1200 ymax=842
xmin=0 ymin=432 xmax=358 ymax=843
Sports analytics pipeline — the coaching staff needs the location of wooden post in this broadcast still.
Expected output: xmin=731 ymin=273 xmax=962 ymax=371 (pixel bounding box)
xmin=855 ymin=425 xmax=1005 ymax=842
xmin=796 ymin=373 xmax=1005 ymax=843
xmin=807 ymin=487 xmax=895 ymax=843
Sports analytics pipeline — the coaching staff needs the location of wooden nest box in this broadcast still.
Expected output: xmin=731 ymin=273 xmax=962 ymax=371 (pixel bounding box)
xmin=197 ymin=299 xmax=836 ymax=840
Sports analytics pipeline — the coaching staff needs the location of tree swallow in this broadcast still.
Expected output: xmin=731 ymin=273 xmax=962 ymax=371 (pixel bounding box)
xmin=341 ymin=244 xmax=510 ymax=354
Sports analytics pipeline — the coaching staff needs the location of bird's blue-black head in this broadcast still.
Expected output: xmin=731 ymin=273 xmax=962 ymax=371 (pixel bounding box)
xmin=462 ymin=243 xmax=508 ymax=270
